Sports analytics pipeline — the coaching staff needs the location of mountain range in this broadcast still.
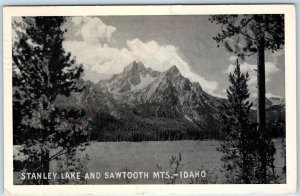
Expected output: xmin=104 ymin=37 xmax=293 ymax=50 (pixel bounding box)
xmin=55 ymin=61 xmax=285 ymax=141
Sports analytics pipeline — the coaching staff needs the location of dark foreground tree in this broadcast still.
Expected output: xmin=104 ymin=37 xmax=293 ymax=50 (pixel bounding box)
xmin=220 ymin=59 xmax=254 ymax=183
xmin=220 ymin=59 xmax=276 ymax=183
xmin=209 ymin=14 xmax=283 ymax=183
xmin=13 ymin=17 xmax=90 ymax=184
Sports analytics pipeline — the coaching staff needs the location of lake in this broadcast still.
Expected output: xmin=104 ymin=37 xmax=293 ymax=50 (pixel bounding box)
xmin=14 ymin=139 xmax=285 ymax=184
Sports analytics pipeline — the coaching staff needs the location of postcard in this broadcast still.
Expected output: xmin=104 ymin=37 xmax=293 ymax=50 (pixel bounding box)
xmin=3 ymin=5 xmax=296 ymax=195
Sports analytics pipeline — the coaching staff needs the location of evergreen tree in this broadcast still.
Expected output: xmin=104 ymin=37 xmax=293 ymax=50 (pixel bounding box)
xmin=12 ymin=17 xmax=90 ymax=184
xmin=220 ymin=59 xmax=276 ymax=183
xmin=209 ymin=15 xmax=283 ymax=182
xmin=220 ymin=59 xmax=253 ymax=183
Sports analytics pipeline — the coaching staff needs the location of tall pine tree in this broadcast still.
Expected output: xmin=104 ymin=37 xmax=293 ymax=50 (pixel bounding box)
xmin=13 ymin=17 xmax=90 ymax=184
xmin=220 ymin=59 xmax=276 ymax=183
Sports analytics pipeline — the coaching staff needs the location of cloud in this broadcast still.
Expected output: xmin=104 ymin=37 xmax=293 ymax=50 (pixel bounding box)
xmin=70 ymin=17 xmax=116 ymax=44
xmin=226 ymin=61 xmax=279 ymax=84
xmin=63 ymin=17 xmax=218 ymax=94
xmin=213 ymin=90 xmax=227 ymax=99
xmin=125 ymin=39 xmax=218 ymax=93
xmin=228 ymin=55 xmax=238 ymax=63
xmin=225 ymin=61 xmax=280 ymax=97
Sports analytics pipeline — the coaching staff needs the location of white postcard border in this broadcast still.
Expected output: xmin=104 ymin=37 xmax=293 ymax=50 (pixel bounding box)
xmin=3 ymin=5 xmax=296 ymax=195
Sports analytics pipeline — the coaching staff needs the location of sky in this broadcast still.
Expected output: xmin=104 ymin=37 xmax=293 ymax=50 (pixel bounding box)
xmin=62 ymin=16 xmax=285 ymax=98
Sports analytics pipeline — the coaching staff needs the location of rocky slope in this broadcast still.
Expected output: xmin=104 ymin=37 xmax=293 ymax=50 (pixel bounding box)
xmin=56 ymin=61 xmax=285 ymax=141
xmin=96 ymin=61 xmax=225 ymax=130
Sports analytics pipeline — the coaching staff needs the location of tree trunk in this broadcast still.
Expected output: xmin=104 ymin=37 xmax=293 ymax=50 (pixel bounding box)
xmin=41 ymin=150 xmax=50 ymax=185
xmin=257 ymin=35 xmax=267 ymax=183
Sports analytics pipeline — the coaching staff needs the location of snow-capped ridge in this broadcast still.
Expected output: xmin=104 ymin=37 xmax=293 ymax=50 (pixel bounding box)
xmin=99 ymin=61 xmax=162 ymax=93
xmin=99 ymin=62 xmax=208 ymax=96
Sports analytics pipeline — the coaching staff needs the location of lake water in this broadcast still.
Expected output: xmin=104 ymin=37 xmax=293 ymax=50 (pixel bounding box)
xmin=14 ymin=139 xmax=285 ymax=184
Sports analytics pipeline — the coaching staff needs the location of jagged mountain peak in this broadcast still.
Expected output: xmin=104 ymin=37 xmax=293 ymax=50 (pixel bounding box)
xmin=99 ymin=62 xmax=205 ymax=99
xmin=166 ymin=65 xmax=180 ymax=75
xmin=123 ymin=61 xmax=146 ymax=74
xmin=99 ymin=61 xmax=161 ymax=93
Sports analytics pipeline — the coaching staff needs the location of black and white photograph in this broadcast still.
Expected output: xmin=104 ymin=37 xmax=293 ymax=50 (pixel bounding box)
xmin=3 ymin=5 xmax=296 ymax=195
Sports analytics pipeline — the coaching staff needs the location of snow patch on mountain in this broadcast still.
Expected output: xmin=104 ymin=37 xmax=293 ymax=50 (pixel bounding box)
xmin=131 ymin=74 xmax=156 ymax=91
xmin=99 ymin=61 xmax=161 ymax=93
